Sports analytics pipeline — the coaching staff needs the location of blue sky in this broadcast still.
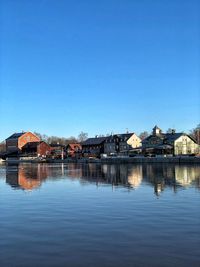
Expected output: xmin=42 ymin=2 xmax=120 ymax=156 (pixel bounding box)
xmin=0 ymin=0 xmax=199 ymax=141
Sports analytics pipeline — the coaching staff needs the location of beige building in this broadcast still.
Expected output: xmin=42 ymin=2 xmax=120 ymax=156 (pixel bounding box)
xmin=173 ymin=135 xmax=199 ymax=155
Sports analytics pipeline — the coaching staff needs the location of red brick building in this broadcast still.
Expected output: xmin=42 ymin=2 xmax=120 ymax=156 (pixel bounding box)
xmin=66 ymin=143 xmax=82 ymax=157
xmin=6 ymin=132 xmax=41 ymax=153
xmin=21 ymin=141 xmax=51 ymax=157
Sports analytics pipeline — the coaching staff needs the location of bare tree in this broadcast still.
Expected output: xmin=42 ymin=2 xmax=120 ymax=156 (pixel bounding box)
xmin=139 ymin=131 xmax=149 ymax=140
xmin=78 ymin=132 xmax=88 ymax=142
xmin=166 ymin=128 xmax=173 ymax=133
xmin=41 ymin=134 xmax=48 ymax=142
xmin=98 ymin=134 xmax=105 ymax=137
xmin=190 ymin=124 xmax=200 ymax=144
xmin=34 ymin=132 xmax=43 ymax=140
xmin=33 ymin=132 xmax=78 ymax=146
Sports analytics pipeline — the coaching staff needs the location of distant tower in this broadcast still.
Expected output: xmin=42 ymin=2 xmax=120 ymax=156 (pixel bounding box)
xmin=153 ymin=125 xmax=162 ymax=136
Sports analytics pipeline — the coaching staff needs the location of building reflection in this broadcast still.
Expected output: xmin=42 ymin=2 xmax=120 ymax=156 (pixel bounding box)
xmin=128 ymin=165 xmax=143 ymax=188
xmin=101 ymin=164 xmax=143 ymax=188
xmin=6 ymin=164 xmax=51 ymax=190
xmin=65 ymin=164 xmax=143 ymax=189
xmin=142 ymin=164 xmax=200 ymax=196
xmin=65 ymin=164 xmax=200 ymax=193
xmin=175 ymin=165 xmax=200 ymax=186
xmin=5 ymin=163 xmax=200 ymax=193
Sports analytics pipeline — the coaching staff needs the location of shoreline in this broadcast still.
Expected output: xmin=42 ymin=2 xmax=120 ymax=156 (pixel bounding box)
xmin=3 ymin=156 xmax=200 ymax=164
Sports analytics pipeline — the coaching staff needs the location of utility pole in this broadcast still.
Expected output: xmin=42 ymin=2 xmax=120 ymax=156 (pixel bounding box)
xmin=61 ymin=147 xmax=64 ymax=160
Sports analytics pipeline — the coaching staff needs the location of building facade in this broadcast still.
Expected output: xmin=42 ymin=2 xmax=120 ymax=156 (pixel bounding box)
xmin=82 ymin=137 xmax=107 ymax=157
xmin=142 ymin=126 xmax=199 ymax=155
xmin=104 ymin=133 xmax=141 ymax=155
xmin=6 ymin=132 xmax=41 ymax=153
xmin=50 ymin=144 xmax=66 ymax=159
xmin=66 ymin=143 xmax=82 ymax=158
xmin=21 ymin=141 xmax=52 ymax=157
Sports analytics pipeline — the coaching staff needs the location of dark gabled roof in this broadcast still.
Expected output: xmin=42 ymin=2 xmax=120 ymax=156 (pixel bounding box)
xmin=6 ymin=132 xmax=27 ymax=140
xmin=82 ymin=137 xmax=107 ymax=146
xmin=142 ymin=132 xmax=198 ymax=145
xmin=67 ymin=143 xmax=82 ymax=149
xmin=187 ymin=134 xmax=199 ymax=143
xmin=165 ymin=133 xmax=198 ymax=143
xmin=142 ymin=134 xmax=165 ymax=143
xmin=115 ymin=133 xmax=134 ymax=139
xmin=142 ymin=133 xmax=183 ymax=144
xmin=164 ymin=133 xmax=183 ymax=142
xmin=106 ymin=133 xmax=135 ymax=142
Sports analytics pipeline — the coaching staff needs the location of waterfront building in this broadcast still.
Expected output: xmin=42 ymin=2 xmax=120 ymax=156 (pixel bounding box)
xmin=82 ymin=133 xmax=141 ymax=158
xmin=66 ymin=143 xmax=82 ymax=158
xmin=50 ymin=144 xmax=66 ymax=159
xmin=104 ymin=133 xmax=141 ymax=155
xmin=142 ymin=126 xmax=199 ymax=155
xmin=21 ymin=141 xmax=51 ymax=157
xmin=82 ymin=136 xmax=107 ymax=158
xmin=6 ymin=132 xmax=40 ymax=153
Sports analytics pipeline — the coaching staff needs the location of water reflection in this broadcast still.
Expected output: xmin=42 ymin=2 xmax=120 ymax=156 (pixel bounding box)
xmin=4 ymin=163 xmax=200 ymax=193
xmin=142 ymin=164 xmax=200 ymax=195
xmin=6 ymin=164 xmax=50 ymax=190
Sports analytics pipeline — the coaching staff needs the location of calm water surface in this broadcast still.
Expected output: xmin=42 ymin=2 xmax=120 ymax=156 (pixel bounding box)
xmin=0 ymin=163 xmax=200 ymax=267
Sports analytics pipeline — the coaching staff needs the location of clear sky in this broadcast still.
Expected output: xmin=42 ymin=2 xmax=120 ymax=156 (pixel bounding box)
xmin=0 ymin=0 xmax=199 ymax=141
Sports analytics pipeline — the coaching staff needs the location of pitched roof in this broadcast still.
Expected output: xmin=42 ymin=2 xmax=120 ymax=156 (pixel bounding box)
xmin=6 ymin=132 xmax=27 ymax=140
xmin=165 ymin=133 xmax=198 ymax=143
xmin=115 ymin=133 xmax=134 ymax=139
xmin=82 ymin=137 xmax=107 ymax=146
xmin=142 ymin=132 xmax=198 ymax=145
xmin=105 ymin=133 xmax=134 ymax=143
xmin=153 ymin=125 xmax=162 ymax=130
xmin=68 ymin=143 xmax=82 ymax=150
xmin=142 ymin=134 xmax=165 ymax=143
xmin=164 ymin=133 xmax=183 ymax=142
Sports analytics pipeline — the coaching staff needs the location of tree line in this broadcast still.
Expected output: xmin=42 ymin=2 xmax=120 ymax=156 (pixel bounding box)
xmin=33 ymin=131 xmax=89 ymax=146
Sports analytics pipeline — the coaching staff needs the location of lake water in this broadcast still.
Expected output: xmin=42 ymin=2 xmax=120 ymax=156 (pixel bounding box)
xmin=0 ymin=163 xmax=200 ymax=267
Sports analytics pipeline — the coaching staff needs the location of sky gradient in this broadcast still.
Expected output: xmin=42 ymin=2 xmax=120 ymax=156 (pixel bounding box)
xmin=0 ymin=0 xmax=200 ymax=141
